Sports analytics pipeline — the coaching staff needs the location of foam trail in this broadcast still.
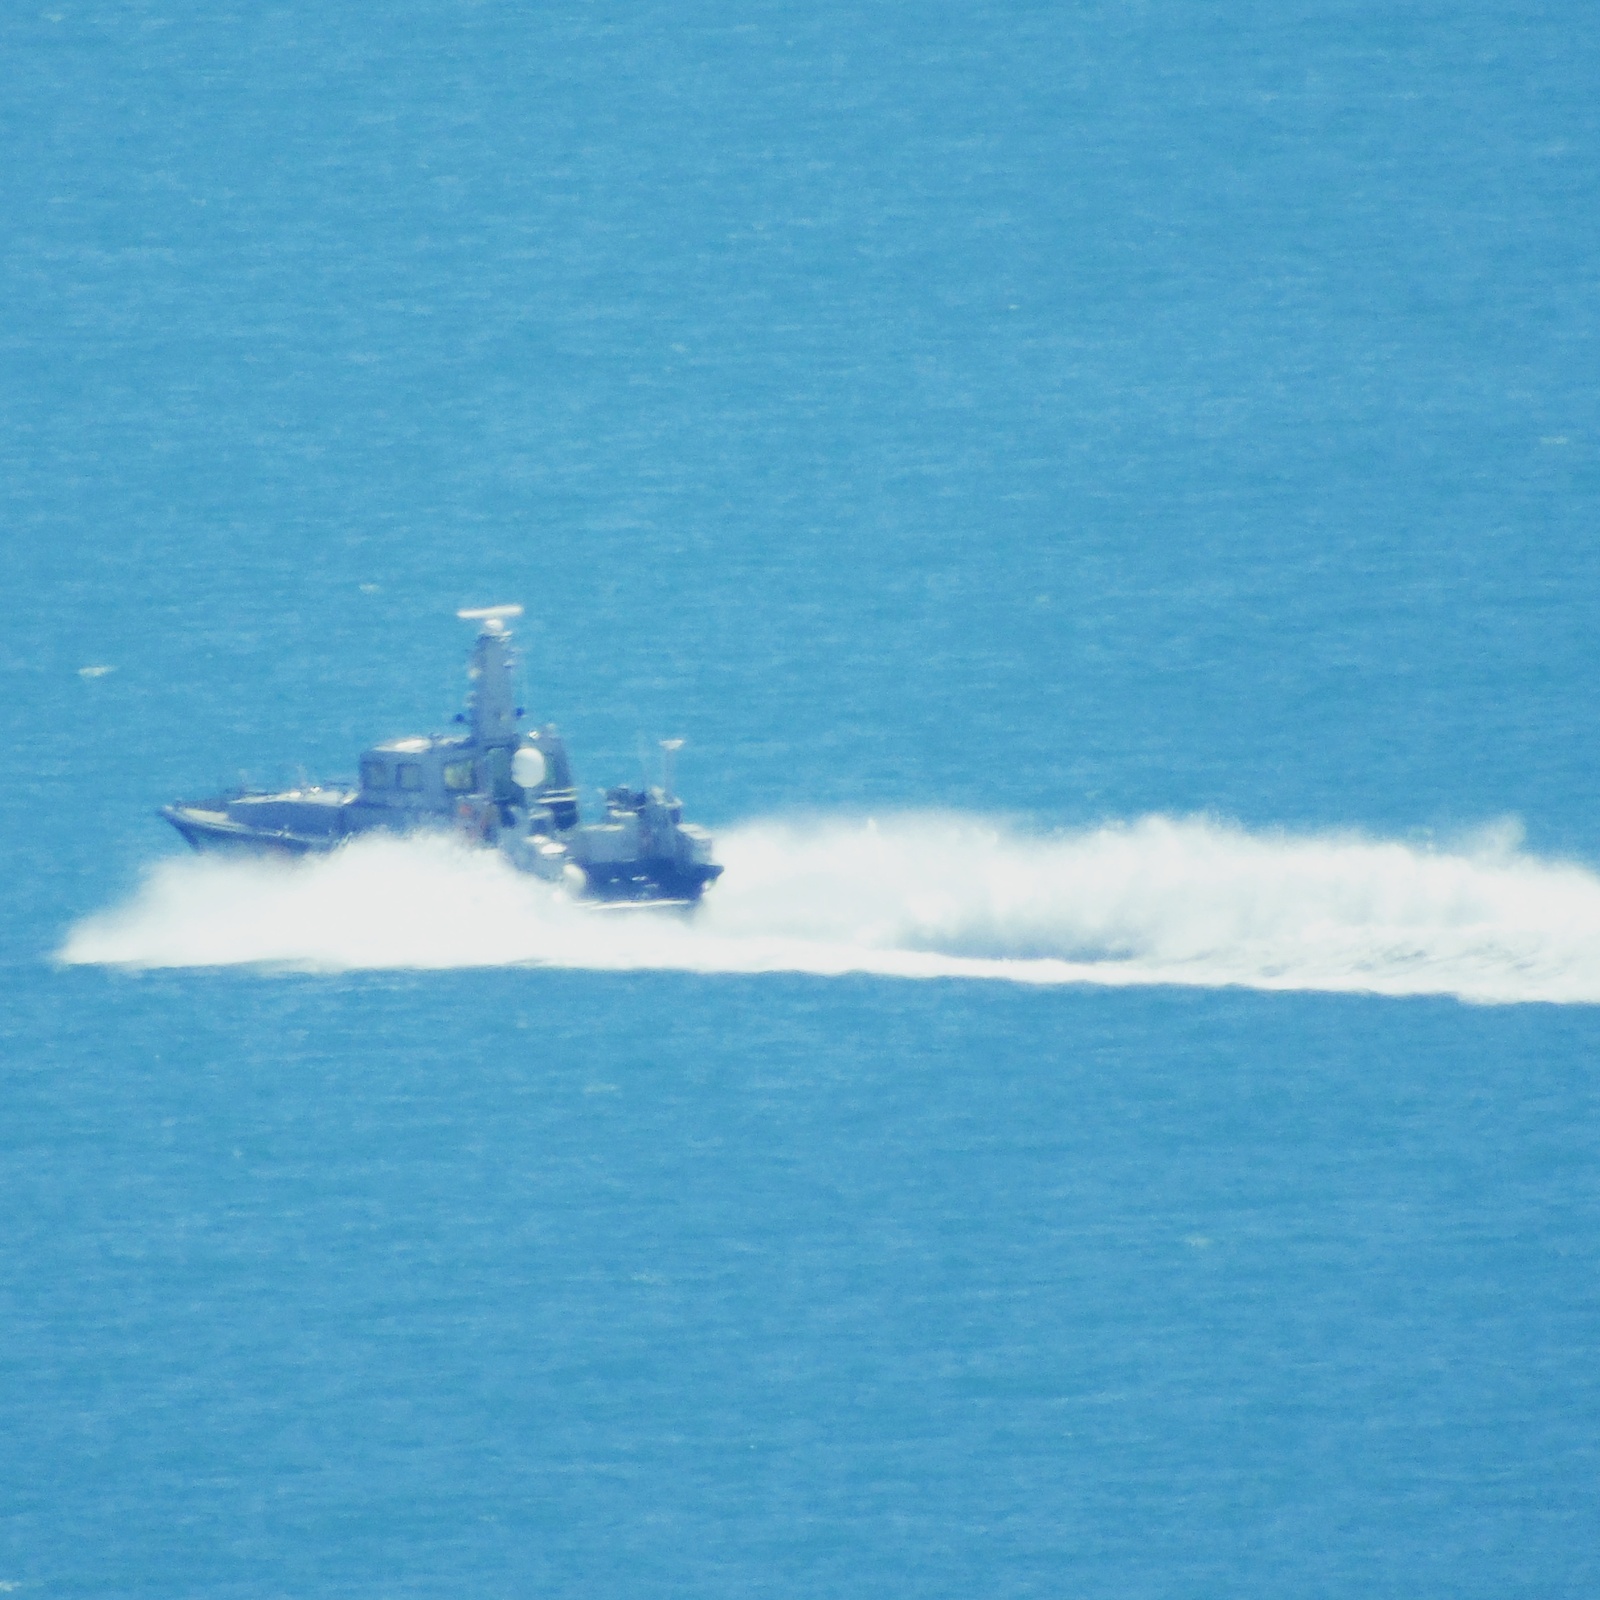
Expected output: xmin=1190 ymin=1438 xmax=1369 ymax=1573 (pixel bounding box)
xmin=57 ymin=814 xmax=1600 ymax=1003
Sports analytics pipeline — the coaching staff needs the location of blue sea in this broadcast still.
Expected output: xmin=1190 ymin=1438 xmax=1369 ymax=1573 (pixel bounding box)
xmin=4 ymin=1 xmax=1600 ymax=1594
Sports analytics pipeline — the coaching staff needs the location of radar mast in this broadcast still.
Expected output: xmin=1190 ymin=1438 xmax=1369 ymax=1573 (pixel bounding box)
xmin=457 ymin=605 xmax=523 ymax=749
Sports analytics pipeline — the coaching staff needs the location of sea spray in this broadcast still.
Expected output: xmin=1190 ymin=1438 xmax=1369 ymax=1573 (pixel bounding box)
xmin=58 ymin=814 xmax=1600 ymax=1003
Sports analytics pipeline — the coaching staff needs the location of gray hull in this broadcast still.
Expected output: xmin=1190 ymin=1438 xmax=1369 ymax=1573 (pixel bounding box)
xmin=161 ymin=805 xmax=328 ymax=858
xmin=161 ymin=800 xmax=724 ymax=905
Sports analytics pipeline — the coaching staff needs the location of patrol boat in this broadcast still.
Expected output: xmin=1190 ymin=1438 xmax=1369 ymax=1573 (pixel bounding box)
xmin=161 ymin=606 xmax=724 ymax=904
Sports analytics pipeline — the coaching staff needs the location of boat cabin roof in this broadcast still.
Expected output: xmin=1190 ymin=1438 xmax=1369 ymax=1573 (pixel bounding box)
xmin=367 ymin=735 xmax=469 ymax=756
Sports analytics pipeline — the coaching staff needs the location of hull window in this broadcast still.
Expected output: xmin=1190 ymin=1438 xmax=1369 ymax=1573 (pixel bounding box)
xmin=396 ymin=763 xmax=424 ymax=791
xmin=360 ymin=759 xmax=387 ymax=790
xmin=442 ymin=760 xmax=477 ymax=792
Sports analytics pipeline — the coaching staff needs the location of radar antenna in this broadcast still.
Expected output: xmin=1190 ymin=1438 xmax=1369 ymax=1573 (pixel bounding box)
xmin=457 ymin=604 xmax=524 ymax=636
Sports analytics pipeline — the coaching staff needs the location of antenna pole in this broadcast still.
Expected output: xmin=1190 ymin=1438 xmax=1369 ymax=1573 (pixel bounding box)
xmin=660 ymin=738 xmax=684 ymax=801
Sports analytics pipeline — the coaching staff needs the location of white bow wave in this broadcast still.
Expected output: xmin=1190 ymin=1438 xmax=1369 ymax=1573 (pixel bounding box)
xmin=56 ymin=814 xmax=1600 ymax=1004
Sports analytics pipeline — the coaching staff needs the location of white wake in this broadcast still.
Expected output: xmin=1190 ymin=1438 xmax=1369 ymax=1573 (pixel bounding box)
xmin=56 ymin=814 xmax=1600 ymax=1003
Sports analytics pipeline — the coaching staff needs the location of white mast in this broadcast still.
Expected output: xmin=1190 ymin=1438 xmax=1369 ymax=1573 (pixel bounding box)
xmin=457 ymin=605 xmax=523 ymax=748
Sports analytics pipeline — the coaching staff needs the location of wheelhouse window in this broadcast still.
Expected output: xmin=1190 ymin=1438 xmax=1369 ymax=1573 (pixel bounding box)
xmin=442 ymin=760 xmax=476 ymax=793
xmin=395 ymin=763 xmax=424 ymax=791
xmin=360 ymin=759 xmax=387 ymax=790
